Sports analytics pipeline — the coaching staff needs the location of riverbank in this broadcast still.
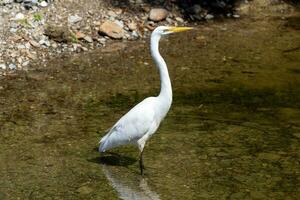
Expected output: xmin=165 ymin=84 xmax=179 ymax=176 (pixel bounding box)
xmin=0 ymin=0 xmax=296 ymax=75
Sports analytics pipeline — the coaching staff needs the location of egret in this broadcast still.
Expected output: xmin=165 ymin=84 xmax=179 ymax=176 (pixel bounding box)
xmin=99 ymin=26 xmax=193 ymax=175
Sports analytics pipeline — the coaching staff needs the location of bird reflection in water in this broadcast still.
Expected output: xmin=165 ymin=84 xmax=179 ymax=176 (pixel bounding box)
xmin=102 ymin=164 xmax=160 ymax=200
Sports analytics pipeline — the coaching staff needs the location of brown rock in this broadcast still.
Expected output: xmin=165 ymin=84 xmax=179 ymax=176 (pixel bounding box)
xmin=99 ymin=20 xmax=124 ymax=39
xmin=149 ymin=8 xmax=168 ymax=22
xmin=29 ymin=40 xmax=40 ymax=48
xmin=44 ymin=25 xmax=73 ymax=43
xmin=75 ymin=31 xmax=86 ymax=39
xmin=128 ymin=22 xmax=137 ymax=31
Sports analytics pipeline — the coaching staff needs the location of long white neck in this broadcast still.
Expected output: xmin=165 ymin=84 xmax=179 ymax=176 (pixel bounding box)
xmin=150 ymin=34 xmax=172 ymax=105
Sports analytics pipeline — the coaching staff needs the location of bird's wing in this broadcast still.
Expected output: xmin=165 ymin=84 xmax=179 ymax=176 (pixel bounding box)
xmin=99 ymin=97 xmax=157 ymax=152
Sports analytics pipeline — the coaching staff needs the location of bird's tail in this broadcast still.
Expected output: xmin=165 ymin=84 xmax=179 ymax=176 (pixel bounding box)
xmin=99 ymin=135 xmax=108 ymax=152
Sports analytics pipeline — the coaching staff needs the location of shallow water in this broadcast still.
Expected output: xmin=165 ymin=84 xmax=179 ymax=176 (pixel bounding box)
xmin=1 ymin=8 xmax=300 ymax=200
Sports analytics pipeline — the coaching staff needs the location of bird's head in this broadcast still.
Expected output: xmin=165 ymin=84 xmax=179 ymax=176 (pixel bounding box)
xmin=152 ymin=26 xmax=194 ymax=36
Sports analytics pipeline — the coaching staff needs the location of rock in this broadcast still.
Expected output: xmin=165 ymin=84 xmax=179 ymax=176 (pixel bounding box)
xmin=2 ymin=0 xmax=14 ymax=5
xmin=164 ymin=17 xmax=171 ymax=23
xmin=114 ymin=20 xmax=124 ymax=28
xmin=97 ymin=38 xmax=106 ymax=45
xmin=77 ymin=186 xmax=93 ymax=195
xmin=8 ymin=63 xmax=16 ymax=70
xmin=39 ymin=1 xmax=48 ymax=7
xmin=68 ymin=15 xmax=82 ymax=24
xmin=0 ymin=64 xmax=6 ymax=70
xmin=131 ymin=31 xmax=139 ymax=38
xmin=175 ymin=17 xmax=184 ymax=23
xmin=128 ymin=22 xmax=137 ymax=31
xmin=75 ymin=31 xmax=85 ymax=39
xmin=108 ymin=10 xmax=117 ymax=18
xmin=99 ymin=20 xmax=125 ymax=39
xmin=44 ymin=25 xmax=73 ymax=43
xmin=39 ymin=38 xmax=50 ymax=47
xmin=205 ymin=14 xmax=214 ymax=20
xmin=22 ymin=60 xmax=29 ymax=67
xmin=9 ymin=28 xmax=18 ymax=33
xmin=145 ymin=21 xmax=155 ymax=30
xmin=83 ymin=35 xmax=93 ymax=43
xmin=29 ymin=39 xmax=40 ymax=48
xmin=149 ymin=8 xmax=168 ymax=22
xmin=51 ymin=42 xmax=58 ymax=48
xmin=23 ymin=0 xmax=38 ymax=9
xmin=15 ymin=13 xmax=25 ymax=20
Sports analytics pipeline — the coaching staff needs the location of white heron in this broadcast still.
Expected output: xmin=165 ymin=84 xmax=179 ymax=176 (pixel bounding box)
xmin=99 ymin=26 xmax=193 ymax=175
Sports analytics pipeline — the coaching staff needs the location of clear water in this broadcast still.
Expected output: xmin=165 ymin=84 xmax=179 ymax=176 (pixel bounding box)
xmin=0 ymin=10 xmax=300 ymax=200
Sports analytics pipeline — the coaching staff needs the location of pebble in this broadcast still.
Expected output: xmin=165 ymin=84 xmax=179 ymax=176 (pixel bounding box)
xmin=131 ymin=31 xmax=139 ymax=38
xmin=205 ymin=14 xmax=214 ymax=20
xmin=39 ymin=38 xmax=50 ymax=47
xmin=29 ymin=40 xmax=40 ymax=48
xmin=83 ymin=35 xmax=93 ymax=43
xmin=8 ymin=63 xmax=16 ymax=70
xmin=68 ymin=15 xmax=82 ymax=24
xmin=22 ymin=60 xmax=29 ymax=66
xmin=128 ymin=22 xmax=137 ymax=31
xmin=2 ymin=0 xmax=14 ymax=4
xmin=175 ymin=17 xmax=184 ymax=23
xmin=9 ymin=28 xmax=18 ymax=33
xmin=15 ymin=13 xmax=25 ymax=20
xmin=114 ymin=20 xmax=124 ymax=28
xmin=108 ymin=10 xmax=117 ymax=18
xmin=0 ymin=64 xmax=6 ymax=70
xmin=39 ymin=1 xmax=48 ymax=7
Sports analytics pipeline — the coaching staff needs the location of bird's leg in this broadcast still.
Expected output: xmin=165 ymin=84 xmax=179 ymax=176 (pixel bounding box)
xmin=139 ymin=149 xmax=145 ymax=175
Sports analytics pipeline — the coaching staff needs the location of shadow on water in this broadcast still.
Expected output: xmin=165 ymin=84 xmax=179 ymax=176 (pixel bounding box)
xmin=88 ymin=152 xmax=137 ymax=167
xmin=102 ymin=164 xmax=160 ymax=200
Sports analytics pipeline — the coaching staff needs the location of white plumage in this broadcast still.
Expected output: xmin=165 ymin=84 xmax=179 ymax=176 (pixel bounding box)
xmin=99 ymin=26 xmax=193 ymax=175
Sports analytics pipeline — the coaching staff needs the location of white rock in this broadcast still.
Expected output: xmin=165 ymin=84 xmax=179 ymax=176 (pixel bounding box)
xmin=83 ymin=36 xmax=93 ymax=43
xmin=114 ymin=20 xmax=124 ymax=28
xmin=68 ymin=15 xmax=82 ymax=24
xmin=175 ymin=17 xmax=184 ymax=23
xmin=3 ymin=0 xmax=14 ymax=4
xmin=8 ymin=63 xmax=16 ymax=70
xmin=15 ymin=13 xmax=25 ymax=20
xmin=205 ymin=14 xmax=214 ymax=20
xmin=39 ymin=1 xmax=48 ymax=7
xmin=10 ymin=28 xmax=18 ymax=33
xmin=22 ymin=61 xmax=30 ymax=67
xmin=0 ymin=64 xmax=6 ymax=70
xmin=132 ymin=31 xmax=139 ymax=38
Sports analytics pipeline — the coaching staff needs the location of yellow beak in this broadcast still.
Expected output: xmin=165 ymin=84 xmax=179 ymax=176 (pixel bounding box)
xmin=168 ymin=27 xmax=194 ymax=33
